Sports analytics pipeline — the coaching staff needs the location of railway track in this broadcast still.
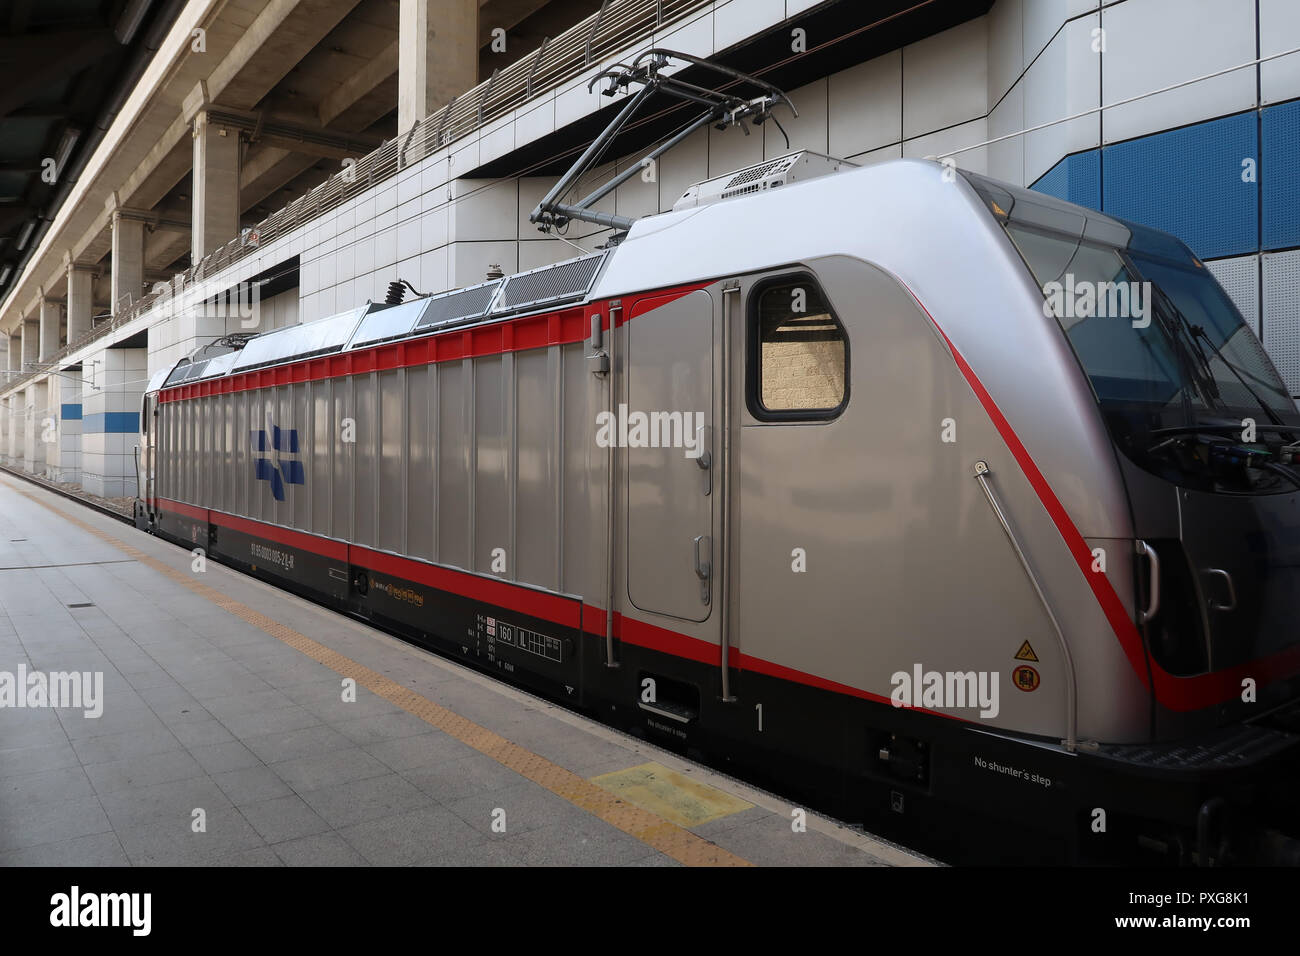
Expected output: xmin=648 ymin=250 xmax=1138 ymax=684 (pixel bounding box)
xmin=0 ymin=466 xmax=133 ymax=526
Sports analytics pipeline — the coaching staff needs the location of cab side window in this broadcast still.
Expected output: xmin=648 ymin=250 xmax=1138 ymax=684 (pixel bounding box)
xmin=748 ymin=275 xmax=848 ymax=420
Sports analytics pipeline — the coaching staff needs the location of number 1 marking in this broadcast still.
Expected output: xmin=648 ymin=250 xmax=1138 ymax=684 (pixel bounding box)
xmin=756 ymin=702 xmax=763 ymax=732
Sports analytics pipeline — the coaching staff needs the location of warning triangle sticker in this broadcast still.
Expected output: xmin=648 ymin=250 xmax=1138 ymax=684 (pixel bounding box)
xmin=1015 ymin=641 xmax=1039 ymax=662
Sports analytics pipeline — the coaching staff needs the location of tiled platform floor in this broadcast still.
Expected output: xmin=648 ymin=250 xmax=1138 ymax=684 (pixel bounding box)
xmin=0 ymin=473 xmax=928 ymax=867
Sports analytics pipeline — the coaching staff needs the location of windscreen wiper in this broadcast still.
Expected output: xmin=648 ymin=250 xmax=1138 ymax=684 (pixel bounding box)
xmin=1141 ymin=275 xmax=1300 ymax=444
xmin=1145 ymin=278 xmax=1223 ymax=407
xmin=1123 ymin=256 xmax=1201 ymax=431
xmin=1184 ymin=323 xmax=1300 ymax=440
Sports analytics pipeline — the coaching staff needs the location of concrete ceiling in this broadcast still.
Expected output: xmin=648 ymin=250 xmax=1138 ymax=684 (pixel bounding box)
xmin=1 ymin=0 xmax=603 ymax=329
xmin=0 ymin=0 xmax=181 ymax=305
xmin=148 ymin=0 xmax=601 ymax=274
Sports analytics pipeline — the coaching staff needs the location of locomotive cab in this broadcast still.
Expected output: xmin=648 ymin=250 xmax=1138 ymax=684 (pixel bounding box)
xmin=964 ymin=171 xmax=1300 ymax=748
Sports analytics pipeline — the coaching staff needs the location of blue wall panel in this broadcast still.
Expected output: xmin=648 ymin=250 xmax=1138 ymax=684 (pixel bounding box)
xmin=1031 ymin=151 xmax=1101 ymax=209
xmin=82 ymin=412 xmax=139 ymax=433
xmin=1262 ymin=99 xmax=1300 ymax=250
xmin=60 ymin=403 xmax=82 ymax=420
xmin=1101 ymin=111 xmax=1257 ymax=260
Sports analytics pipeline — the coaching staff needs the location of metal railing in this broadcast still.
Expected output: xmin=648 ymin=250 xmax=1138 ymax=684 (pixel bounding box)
xmin=0 ymin=0 xmax=713 ymax=399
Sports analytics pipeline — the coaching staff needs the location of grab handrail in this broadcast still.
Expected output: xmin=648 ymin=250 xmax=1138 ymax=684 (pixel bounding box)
xmin=973 ymin=460 xmax=1078 ymax=753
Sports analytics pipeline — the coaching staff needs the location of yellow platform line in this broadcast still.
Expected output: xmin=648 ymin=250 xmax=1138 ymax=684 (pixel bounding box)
xmin=9 ymin=482 xmax=752 ymax=867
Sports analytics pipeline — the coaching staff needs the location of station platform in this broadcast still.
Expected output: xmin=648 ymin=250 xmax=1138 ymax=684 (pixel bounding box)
xmin=0 ymin=472 xmax=929 ymax=867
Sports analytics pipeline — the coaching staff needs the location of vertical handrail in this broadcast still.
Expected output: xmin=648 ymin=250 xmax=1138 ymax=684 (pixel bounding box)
xmin=973 ymin=460 xmax=1078 ymax=753
xmin=1136 ymin=540 xmax=1161 ymax=622
xmin=133 ymin=444 xmax=143 ymax=507
xmin=604 ymin=302 xmax=621 ymax=668
xmin=719 ymin=285 xmax=738 ymax=701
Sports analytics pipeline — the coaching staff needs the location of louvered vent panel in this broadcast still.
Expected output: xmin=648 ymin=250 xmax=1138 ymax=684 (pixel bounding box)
xmin=496 ymin=253 xmax=605 ymax=312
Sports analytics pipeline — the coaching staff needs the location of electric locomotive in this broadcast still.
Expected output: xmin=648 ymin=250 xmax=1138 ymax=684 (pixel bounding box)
xmin=134 ymin=153 xmax=1300 ymax=864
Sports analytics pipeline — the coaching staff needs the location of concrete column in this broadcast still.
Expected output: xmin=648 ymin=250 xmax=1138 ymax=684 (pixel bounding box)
xmin=191 ymin=110 xmax=241 ymax=260
xmin=81 ymin=346 xmax=146 ymax=497
xmin=39 ymin=296 xmax=62 ymax=361
xmin=398 ymin=0 xmax=478 ymax=146
xmin=110 ymin=206 xmax=145 ymax=316
xmin=20 ymin=318 xmax=38 ymax=370
xmin=66 ymin=258 xmax=94 ymax=344
xmin=42 ymin=372 xmax=78 ymax=484
xmin=22 ymin=383 xmax=37 ymax=473
xmin=39 ymin=374 xmax=54 ymax=478
xmin=12 ymin=394 xmax=23 ymax=466
xmin=55 ymin=370 xmax=81 ymax=485
xmin=32 ymin=379 xmax=53 ymax=480
xmin=2 ymin=333 xmax=15 ymax=378
xmin=5 ymin=396 xmax=17 ymax=465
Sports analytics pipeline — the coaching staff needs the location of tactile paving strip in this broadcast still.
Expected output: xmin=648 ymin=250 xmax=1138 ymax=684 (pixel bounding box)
xmin=11 ymin=482 xmax=752 ymax=867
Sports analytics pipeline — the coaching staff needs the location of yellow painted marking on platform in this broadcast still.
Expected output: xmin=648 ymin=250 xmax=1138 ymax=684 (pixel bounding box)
xmin=7 ymin=482 xmax=753 ymax=867
xmin=591 ymin=762 xmax=753 ymax=828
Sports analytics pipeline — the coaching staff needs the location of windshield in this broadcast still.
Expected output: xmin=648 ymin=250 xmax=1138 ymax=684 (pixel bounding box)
xmin=1003 ymin=220 xmax=1300 ymax=495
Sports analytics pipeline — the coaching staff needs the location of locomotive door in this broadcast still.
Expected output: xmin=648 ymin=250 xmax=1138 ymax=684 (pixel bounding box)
xmin=625 ymin=289 xmax=716 ymax=625
xmin=1177 ymin=490 xmax=1300 ymax=673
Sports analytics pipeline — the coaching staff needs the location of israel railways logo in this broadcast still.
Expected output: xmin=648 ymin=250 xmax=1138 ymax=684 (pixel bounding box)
xmin=251 ymin=418 xmax=304 ymax=501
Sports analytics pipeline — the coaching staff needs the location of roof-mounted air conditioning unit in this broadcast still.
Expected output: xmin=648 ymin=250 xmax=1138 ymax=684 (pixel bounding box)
xmin=672 ymin=150 xmax=856 ymax=212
